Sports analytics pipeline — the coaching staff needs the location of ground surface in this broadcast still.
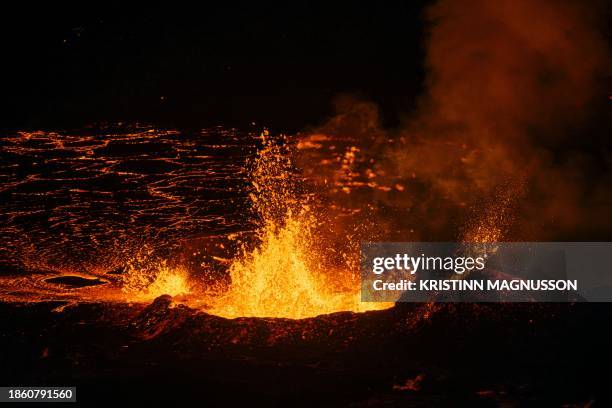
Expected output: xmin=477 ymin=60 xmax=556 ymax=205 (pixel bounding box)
xmin=1 ymin=298 xmax=611 ymax=406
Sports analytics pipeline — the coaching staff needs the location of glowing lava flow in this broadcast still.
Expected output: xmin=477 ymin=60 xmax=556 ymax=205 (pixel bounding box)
xmin=205 ymin=132 xmax=393 ymax=319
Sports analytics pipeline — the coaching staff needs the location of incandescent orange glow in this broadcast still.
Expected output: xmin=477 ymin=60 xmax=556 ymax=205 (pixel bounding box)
xmin=206 ymin=132 xmax=392 ymax=319
xmin=122 ymin=261 xmax=191 ymax=301
xmin=206 ymin=213 xmax=390 ymax=318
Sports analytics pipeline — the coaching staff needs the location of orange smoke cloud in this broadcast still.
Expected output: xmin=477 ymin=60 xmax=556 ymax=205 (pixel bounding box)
xmin=303 ymin=0 xmax=611 ymax=241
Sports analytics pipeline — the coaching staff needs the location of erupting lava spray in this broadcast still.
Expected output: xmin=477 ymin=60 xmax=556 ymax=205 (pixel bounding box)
xmin=122 ymin=258 xmax=191 ymax=301
xmin=206 ymin=131 xmax=392 ymax=318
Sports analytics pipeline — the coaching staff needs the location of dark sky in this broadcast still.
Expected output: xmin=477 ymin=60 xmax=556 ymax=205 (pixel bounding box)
xmin=2 ymin=2 xmax=428 ymax=132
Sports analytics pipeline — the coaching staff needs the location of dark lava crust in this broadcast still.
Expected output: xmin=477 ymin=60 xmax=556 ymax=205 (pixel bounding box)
xmin=1 ymin=298 xmax=611 ymax=406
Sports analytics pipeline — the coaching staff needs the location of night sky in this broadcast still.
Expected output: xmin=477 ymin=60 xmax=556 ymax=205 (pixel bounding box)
xmin=3 ymin=2 xmax=428 ymax=132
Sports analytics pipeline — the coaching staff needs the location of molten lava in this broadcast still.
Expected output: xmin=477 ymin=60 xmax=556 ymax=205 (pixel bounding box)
xmin=206 ymin=213 xmax=390 ymax=319
xmin=206 ymin=131 xmax=392 ymax=318
xmin=0 ymin=127 xmax=392 ymax=318
xmin=123 ymin=260 xmax=191 ymax=301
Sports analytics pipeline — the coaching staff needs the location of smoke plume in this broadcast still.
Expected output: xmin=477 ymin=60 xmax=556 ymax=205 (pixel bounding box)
xmin=302 ymin=0 xmax=611 ymax=241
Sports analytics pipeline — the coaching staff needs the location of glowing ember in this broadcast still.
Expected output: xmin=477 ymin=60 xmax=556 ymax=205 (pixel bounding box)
xmin=206 ymin=131 xmax=392 ymax=318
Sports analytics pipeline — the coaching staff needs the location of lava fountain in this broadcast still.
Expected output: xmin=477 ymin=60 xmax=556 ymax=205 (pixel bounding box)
xmin=122 ymin=259 xmax=191 ymax=301
xmin=205 ymin=131 xmax=393 ymax=318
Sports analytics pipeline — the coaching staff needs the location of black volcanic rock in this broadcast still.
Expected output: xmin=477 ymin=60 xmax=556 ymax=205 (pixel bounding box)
xmin=0 ymin=299 xmax=611 ymax=406
xmin=45 ymin=275 xmax=107 ymax=288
